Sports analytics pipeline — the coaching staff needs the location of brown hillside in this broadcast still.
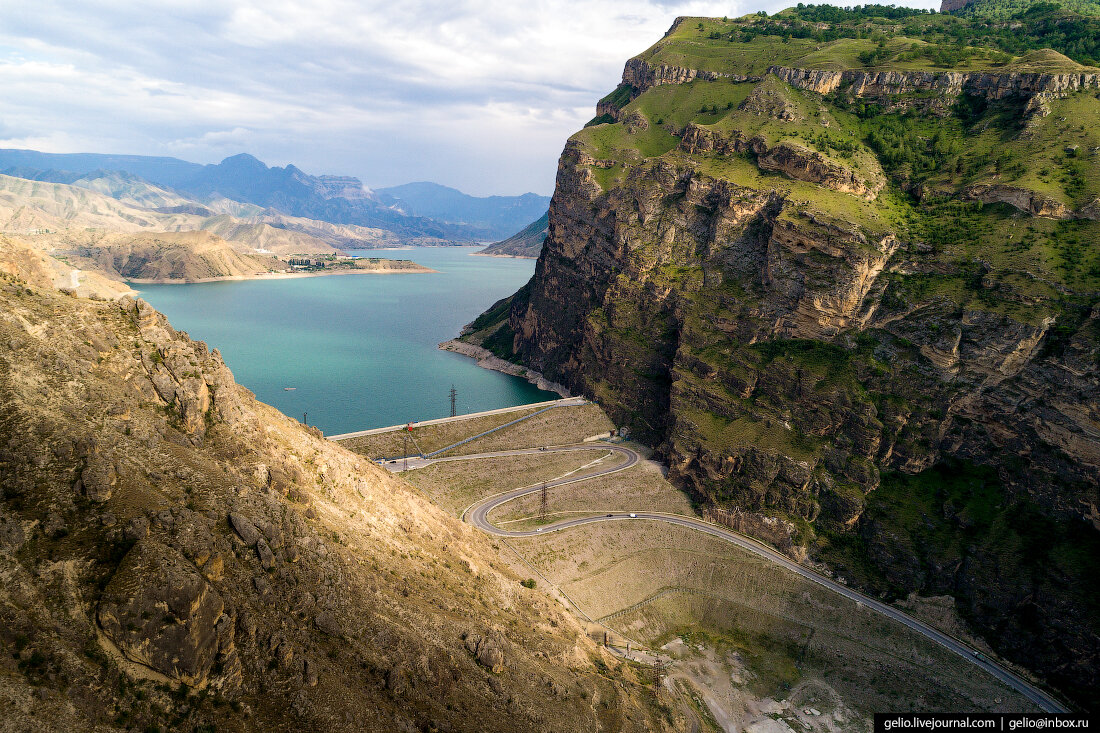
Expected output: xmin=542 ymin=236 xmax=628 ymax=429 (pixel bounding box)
xmin=0 ymin=276 xmax=672 ymax=731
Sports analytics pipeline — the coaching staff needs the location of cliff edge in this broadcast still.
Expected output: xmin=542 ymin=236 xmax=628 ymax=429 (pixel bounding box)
xmin=469 ymin=7 xmax=1100 ymax=710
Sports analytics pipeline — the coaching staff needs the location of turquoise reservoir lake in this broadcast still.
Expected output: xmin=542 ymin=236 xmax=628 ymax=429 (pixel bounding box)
xmin=134 ymin=247 xmax=556 ymax=436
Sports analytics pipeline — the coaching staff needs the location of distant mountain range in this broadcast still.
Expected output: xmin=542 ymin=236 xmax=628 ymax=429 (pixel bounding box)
xmin=0 ymin=149 xmax=548 ymax=242
xmin=376 ymin=182 xmax=549 ymax=241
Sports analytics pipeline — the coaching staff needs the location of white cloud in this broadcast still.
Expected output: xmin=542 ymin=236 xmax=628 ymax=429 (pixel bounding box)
xmin=166 ymin=127 xmax=254 ymax=152
xmin=0 ymin=0 xmax=937 ymax=195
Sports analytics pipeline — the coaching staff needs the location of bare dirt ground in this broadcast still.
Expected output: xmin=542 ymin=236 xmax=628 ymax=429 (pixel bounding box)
xmin=659 ymin=637 xmax=867 ymax=733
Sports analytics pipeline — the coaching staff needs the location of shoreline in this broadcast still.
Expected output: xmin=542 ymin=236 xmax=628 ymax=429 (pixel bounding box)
xmin=126 ymin=265 xmax=437 ymax=285
xmin=469 ymin=251 xmax=537 ymax=260
xmin=439 ymin=339 xmax=570 ymax=398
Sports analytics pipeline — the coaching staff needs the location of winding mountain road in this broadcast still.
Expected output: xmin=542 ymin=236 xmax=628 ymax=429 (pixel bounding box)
xmin=443 ymin=443 xmax=1069 ymax=714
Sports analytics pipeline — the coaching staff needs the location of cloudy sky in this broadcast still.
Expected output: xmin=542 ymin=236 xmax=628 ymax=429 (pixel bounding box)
xmin=0 ymin=0 xmax=935 ymax=196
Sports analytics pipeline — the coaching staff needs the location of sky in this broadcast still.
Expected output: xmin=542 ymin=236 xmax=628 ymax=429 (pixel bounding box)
xmin=0 ymin=0 xmax=937 ymax=196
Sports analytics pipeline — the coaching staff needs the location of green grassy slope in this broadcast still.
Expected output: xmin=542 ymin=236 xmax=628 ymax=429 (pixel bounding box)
xmin=640 ymin=4 xmax=1100 ymax=69
xmin=573 ymin=7 xmax=1100 ymax=302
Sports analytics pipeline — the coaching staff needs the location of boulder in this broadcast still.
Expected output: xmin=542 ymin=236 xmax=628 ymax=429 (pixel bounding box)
xmin=255 ymin=538 xmax=275 ymax=570
xmin=42 ymin=512 xmax=66 ymax=538
xmin=464 ymin=631 xmax=506 ymax=674
xmin=78 ymin=455 xmax=117 ymax=502
xmin=123 ymin=516 xmax=149 ymax=542
xmin=303 ymin=658 xmax=319 ymax=687
xmin=96 ymin=539 xmax=231 ymax=687
xmin=228 ymin=512 xmax=259 ymax=545
xmin=0 ymin=514 xmax=25 ymax=551
xmin=314 ymin=611 xmax=344 ymax=638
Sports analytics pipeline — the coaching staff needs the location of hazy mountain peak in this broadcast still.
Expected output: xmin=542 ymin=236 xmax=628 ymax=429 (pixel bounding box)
xmin=375 ymin=181 xmax=550 ymax=239
xmin=215 ymin=153 xmax=268 ymax=172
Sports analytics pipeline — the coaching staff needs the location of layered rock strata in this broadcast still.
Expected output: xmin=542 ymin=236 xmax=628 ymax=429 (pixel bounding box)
xmin=493 ymin=38 xmax=1100 ymax=709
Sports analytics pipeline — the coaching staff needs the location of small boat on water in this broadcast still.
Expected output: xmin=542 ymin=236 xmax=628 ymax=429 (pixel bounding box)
xmin=283 ymin=387 xmax=297 ymax=391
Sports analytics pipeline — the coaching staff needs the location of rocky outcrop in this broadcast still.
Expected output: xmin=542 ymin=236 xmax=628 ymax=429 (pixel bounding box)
xmin=127 ymin=296 xmax=242 ymax=442
xmin=763 ymin=217 xmax=900 ymax=338
xmin=769 ymin=64 xmax=1100 ymax=101
xmin=679 ymin=125 xmax=884 ymax=200
xmin=498 ymin=56 xmax=1100 ymax=707
xmin=439 ymin=339 xmax=569 ymax=396
xmin=1079 ymin=198 xmax=1100 ymax=220
xmin=626 ymin=57 xmax=1100 ymax=111
xmin=703 ymin=505 xmax=807 ymax=560
xmin=758 ymin=142 xmax=884 ymax=200
xmin=97 ymin=539 xmax=239 ymax=688
xmin=959 ymin=185 xmax=1100 ymax=220
xmin=464 ymin=630 xmax=507 ymax=674
xmin=679 ymin=123 xmax=752 ymax=156
xmin=76 ymin=451 xmax=118 ymax=502
xmin=622 ymin=57 xmax=757 ymax=93
xmin=962 ymin=184 xmax=1072 ymax=218
xmin=739 ymin=81 xmax=803 ymax=121
xmin=0 ymin=277 xmax=669 ymax=731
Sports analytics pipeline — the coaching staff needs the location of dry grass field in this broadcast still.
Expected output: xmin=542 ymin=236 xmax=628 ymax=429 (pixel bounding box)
xmin=336 ymin=403 xmax=615 ymax=460
xmin=491 ymin=455 xmax=693 ymax=530
xmin=449 ymin=403 xmax=615 ymax=455
xmin=335 ymin=405 xmax=545 ymax=458
xmin=510 ymin=520 xmax=1033 ymax=718
xmin=401 ymin=450 xmax=606 ymax=516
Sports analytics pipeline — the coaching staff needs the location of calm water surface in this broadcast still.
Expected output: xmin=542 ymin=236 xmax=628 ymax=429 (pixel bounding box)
xmin=134 ymin=247 xmax=554 ymax=435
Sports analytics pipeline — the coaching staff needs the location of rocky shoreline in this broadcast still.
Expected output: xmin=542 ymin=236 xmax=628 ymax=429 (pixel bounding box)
xmin=469 ymin=251 xmax=537 ymax=260
xmin=438 ymin=339 xmax=570 ymax=397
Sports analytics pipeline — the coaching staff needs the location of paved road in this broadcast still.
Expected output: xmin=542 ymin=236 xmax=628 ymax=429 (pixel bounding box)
xmin=328 ymin=397 xmax=586 ymax=440
xmin=458 ymin=444 xmax=1068 ymax=714
xmin=380 ymin=439 xmax=631 ymax=472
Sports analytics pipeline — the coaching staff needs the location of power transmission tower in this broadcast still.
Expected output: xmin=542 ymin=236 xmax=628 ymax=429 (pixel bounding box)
xmin=652 ymin=654 xmax=669 ymax=699
xmin=538 ymin=483 xmax=550 ymax=521
xmin=449 ymin=385 xmax=457 ymax=418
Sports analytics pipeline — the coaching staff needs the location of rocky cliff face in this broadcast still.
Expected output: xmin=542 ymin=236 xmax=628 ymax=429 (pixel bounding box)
xmin=679 ymin=124 xmax=885 ymax=199
xmin=622 ymin=57 xmax=757 ymax=92
xmin=488 ymin=20 xmax=1100 ymax=709
xmin=768 ymin=64 xmax=1100 ymax=100
xmin=0 ymin=274 xmax=667 ymax=730
xmin=620 ymin=56 xmax=1100 ymax=105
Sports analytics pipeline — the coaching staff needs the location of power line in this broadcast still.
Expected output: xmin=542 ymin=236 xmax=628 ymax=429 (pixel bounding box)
xmin=449 ymin=384 xmax=457 ymax=418
xmin=652 ymin=654 xmax=669 ymax=699
xmin=538 ymin=483 xmax=549 ymax=521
